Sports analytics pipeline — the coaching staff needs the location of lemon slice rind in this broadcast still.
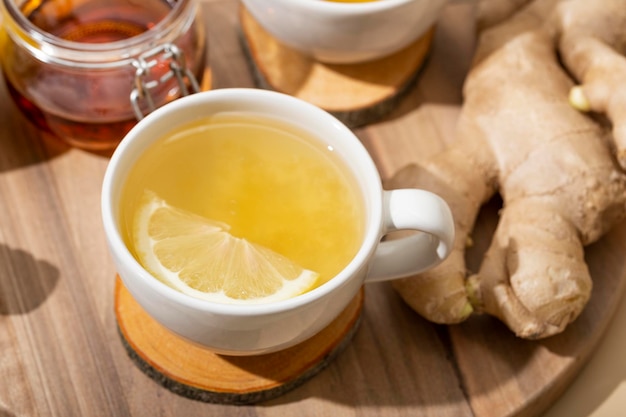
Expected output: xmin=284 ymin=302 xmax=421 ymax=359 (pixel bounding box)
xmin=133 ymin=191 xmax=319 ymax=305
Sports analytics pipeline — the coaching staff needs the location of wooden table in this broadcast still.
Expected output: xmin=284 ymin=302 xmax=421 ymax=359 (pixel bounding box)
xmin=1 ymin=1 xmax=625 ymax=416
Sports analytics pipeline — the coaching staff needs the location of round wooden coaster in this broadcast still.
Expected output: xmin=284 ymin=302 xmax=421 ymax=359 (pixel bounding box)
xmin=114 ymin=277 xmax=364 ymax=404
xmin=238 ymin=6 xmax=435 ymax=128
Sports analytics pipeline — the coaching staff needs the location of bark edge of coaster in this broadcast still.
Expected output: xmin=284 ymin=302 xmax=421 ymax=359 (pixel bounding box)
xmin=239 ymin=6 xmax=435 ymax=128
xmin=114 ymin=277 xmax=364 ymax=405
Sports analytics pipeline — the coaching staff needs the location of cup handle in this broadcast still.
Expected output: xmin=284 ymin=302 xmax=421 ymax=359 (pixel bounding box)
xmin=365 ymin=189 xmax=455 ymax=283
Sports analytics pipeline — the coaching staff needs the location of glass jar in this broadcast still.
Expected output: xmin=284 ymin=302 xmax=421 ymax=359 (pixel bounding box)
xmin=0 ymin=0 xmax=207 ymax=151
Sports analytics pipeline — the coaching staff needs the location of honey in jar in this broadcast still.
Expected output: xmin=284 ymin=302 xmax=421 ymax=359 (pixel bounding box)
xmin=0 ymin=0 xmax=207 ymax=151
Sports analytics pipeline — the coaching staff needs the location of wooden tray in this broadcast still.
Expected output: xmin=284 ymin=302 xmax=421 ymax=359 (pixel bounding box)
xmin=1 ymin=1 xmax=625 ymax=416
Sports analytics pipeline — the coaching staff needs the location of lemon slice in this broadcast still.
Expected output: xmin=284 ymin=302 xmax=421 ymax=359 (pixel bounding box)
xmin=133 ymin=191 xmax=320 ymax=304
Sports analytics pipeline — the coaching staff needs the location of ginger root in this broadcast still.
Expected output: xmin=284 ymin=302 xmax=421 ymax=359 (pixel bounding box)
xmin=389 ymin=0 xmax=626 ymax=339
xmin=554 ymin=0 xmax=626 ymax=169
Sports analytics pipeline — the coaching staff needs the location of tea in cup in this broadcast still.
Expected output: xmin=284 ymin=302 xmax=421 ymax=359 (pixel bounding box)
xmin=101 ymin=88 xmax=454 ymax=355
xmin=240 ymin=0 xmax=449 ymax=64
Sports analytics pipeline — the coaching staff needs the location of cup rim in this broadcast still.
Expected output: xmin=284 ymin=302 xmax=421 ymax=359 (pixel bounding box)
xmin=102 ymin=88 xmax=384 ymax=316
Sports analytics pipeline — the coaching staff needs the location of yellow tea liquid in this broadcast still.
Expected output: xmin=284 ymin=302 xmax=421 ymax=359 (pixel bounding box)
xmin=120 ymin=112 xmax=365 ymax=290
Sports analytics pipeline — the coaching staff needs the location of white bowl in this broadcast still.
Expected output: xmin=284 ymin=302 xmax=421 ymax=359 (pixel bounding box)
xmin=241 ymin=0 xmax=449 ymax=64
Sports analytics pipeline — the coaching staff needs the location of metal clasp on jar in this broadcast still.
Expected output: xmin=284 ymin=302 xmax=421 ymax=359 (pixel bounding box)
xmin=130 ymin=43 xmax=200 ymax=120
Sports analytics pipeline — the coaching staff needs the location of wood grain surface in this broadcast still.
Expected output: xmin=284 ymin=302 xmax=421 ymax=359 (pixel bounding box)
xmin=0 ymin=1 xmax=625 ymax=417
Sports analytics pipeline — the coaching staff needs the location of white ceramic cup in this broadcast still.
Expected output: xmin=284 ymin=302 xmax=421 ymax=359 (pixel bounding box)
xmin=101 ymin=88 xmax=454 ymax=355
xmin=241 ymin=0 xmax=449 ymax=64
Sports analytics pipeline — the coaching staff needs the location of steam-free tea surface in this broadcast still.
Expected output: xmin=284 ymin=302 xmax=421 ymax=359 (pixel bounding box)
xmin=1 ymin=1 xmax=625 ymax=417
xmin=120 ymin=113 xmax=365 ymax=302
